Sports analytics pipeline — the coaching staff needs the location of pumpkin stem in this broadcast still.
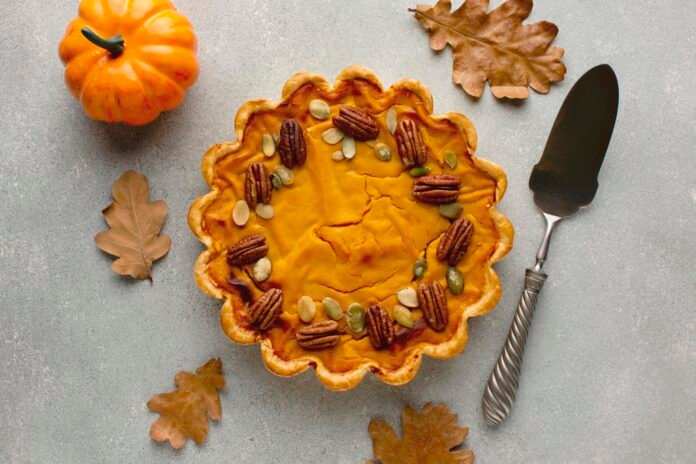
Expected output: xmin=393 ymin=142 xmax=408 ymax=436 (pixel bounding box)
xmin=81 ymin=27 xmax=125 ymax=58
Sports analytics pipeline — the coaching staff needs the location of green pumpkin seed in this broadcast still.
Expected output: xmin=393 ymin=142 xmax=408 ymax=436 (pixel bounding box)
xmin=374 ymin=143 xmax=392 ymax=161
xmin=262 ymin=133 xmax=276 ymax=157
xmin=346 ymin=303 xmax=366 ymax=332
xmin=409 ymin=166 xmax=431 ymax=177
xmin=439 ymin=202 xmax=463 ymax=219
xmin=446 ymin=267 xmax=464 ymax=295
xmin=393 ymin=304 xmax=414 ymax=329
xmin=270 ymin=172 xmax=283 ymax=189
xmin=386 ymin=107 xmax=398 ymax=134
xmin=309 ymin=99 xmax=331 ymax=120
xmin=322 ymin=297 xmax=343 ymax=320
xmin=413 ymin=257 xmax=427 ymax=279
xmin=444 ymin=150 xmax=458 ymax=170
xmin=274 ymin=165 xmax=294 ymax=185
xmin=396 ymin=287 xmax=419 ymax=308
xmin=321 ymin=127 xmax=344 ymax=144
xmin=297 ymin=296 xmax=316 ymax=323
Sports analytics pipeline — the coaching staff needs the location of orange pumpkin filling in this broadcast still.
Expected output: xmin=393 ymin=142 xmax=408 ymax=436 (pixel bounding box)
xmin=189 ymin=67 xmax=513 ymax=390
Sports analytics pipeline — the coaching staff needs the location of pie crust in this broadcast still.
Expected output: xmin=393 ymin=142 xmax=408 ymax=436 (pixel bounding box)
xmin=189 ymin=65 xmax=513 ymax=390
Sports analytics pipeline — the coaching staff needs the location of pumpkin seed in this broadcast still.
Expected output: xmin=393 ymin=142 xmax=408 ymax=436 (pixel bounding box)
xmin=386 ymin=107 xmax=398 ymax=134
xmin=446 ymin=266 xmax=464 ymax=295
xmin=297 ymin=296 xmax=316 ymax=323
xmin=444 ymin=149 xmax=458 ymax=170
xmin=273 ymin=133 xmax=280 ymax=145
xmin=332 ymin=150 xmax=345 ymax=161
xmin=409 ymin=166 xmax=431 ymax=177
xmin=393 ymin=304 xmax=414 ymax=328
xmin=262 ymin=133 xmax=276 ymax=157
xmin=270 ymin=172 xmax=283 ymax=189
xmin=346 ymin=303 xmax=366 ymax=332
xmin=252 ymin=257 xmax=272 ymax=282
xmin=309 ymin=99 xmax=331 ymax=120
xmin=396 ymin=287 xmax=419 ymax=308
xmin=342 ymin=136 xmax=356 ymax=159
xmin=255 ymin=203 xmax=274 ymax=220
xmin=232 ymin=200 xmax=249 ymax=226
xmin=322 ymin=297 xmax=343 ymax=320
xmin=413 ymin=257 xmax=427 ymax=279
xmin=322 ymin=127 xmax=345 ymax=144
xmin=439 ymin=202 xmax=463 ymax=219
xmin=374 ymin=143 xmax=392 ymax=161
xmin=274 ymin=165 xmax=294 ymax=185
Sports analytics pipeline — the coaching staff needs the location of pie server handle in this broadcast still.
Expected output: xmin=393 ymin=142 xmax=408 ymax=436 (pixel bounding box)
xmin=482 ymin=268 xmax=546 ymax=426
xmin=482 ymin=212 xmax=560 ymax=426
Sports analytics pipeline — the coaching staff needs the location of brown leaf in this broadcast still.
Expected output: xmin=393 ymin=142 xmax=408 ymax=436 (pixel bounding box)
xmin=368 ymin=403 xmax=474 ymax=464
xmin=95 ymin=171 xmax=171 ymax=280
xmin=411 ymin=0 xmax=565 ymax=99
xmin=147 ymin=358 xmax=225 ymax=449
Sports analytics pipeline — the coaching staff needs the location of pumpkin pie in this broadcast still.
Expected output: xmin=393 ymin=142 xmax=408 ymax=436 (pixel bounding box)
xmin=188 ymin=66 xmax=513 ymax=390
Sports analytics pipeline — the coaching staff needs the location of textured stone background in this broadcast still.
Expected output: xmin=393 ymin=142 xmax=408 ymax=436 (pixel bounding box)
xmin=1 ymin=1 xmax=694 ymax=463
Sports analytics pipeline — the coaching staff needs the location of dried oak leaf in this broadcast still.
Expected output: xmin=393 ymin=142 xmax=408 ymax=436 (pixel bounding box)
xmin=368 ymin=403 xmax=474 ymax=464
xmin=147 ymin=358 xmax=225 ymax=449
xmin=410 ymin=0 xmax=566 ymax=99
xmin=95 ymin=171 xmax=171 ymax=280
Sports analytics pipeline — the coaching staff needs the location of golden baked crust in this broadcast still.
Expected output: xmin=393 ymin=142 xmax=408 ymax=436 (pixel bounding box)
xmin=189 ymin=65 xmax=514 ymax=390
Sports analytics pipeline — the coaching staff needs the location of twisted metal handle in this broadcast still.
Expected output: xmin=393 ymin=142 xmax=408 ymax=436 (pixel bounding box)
xmin=482 ymin=268 xmax=547 ymax=426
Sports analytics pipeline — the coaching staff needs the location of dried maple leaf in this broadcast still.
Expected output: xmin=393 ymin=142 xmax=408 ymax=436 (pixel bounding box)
xmin=95 ymin=170 xmax=171 ymax=280
xmin=147 ymin=358 xmax=225 ymax=449
xmin=368 ymin=403 xmax=474 ymax=464
xmin=410 ymin=0 xmax=566 ymax=99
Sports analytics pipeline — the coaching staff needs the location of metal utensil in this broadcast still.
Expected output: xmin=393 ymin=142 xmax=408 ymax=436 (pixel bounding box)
xmin=482 ymin=64 xmax=619 ymax=426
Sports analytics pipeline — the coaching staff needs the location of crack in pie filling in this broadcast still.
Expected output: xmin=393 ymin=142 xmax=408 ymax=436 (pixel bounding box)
xmin=189 ymin=66 xmax=514 ymax=390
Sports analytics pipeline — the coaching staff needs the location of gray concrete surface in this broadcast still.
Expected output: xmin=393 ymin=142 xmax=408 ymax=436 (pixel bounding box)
xmin=1 ymin=1 xmax=695 ymax=462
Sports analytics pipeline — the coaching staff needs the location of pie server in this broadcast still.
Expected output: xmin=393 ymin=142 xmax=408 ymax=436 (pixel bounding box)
xmin=482 ymin=64 xmax=619 ymax=426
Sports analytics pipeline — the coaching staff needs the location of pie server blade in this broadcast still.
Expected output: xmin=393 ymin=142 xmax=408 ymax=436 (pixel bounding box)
xmin=482 ymin=64 xmax=619 ymax=426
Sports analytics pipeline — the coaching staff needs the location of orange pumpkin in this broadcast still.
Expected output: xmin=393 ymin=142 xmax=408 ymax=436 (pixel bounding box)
xmin=58 ymin=0 xmax=199 ymax=125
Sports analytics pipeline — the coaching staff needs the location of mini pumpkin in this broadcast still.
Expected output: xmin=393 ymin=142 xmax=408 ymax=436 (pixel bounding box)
xmin=58 ymin=0 xmax=199 ymax=125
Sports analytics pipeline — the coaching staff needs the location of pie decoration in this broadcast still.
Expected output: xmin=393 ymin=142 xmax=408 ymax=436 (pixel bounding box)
xmin=188 ymin=66 xmax=513 ymax=391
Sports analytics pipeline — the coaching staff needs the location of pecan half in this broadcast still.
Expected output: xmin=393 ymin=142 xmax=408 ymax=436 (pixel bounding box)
xmin=297 ymin=320 xmax=341 ymax=350
xmin=278 ymin=118 xmax=307 ymax=168
xmin=226 ymin=234 xmax=268 ymax=266
xmin=412 ymin=174 xmax=461 ymax=204
xmin=366 ymin=304 xmax=395 ymax=350
xmin=437 ymin=218 xmax=474 ymax=265
xmin=244 ymin=162 xmax=271 ymax=207
xmin=332 ymin=106 xmax=379 ymax=141
xmin=395 ymin=119 xmax=428 ymax=167
xmin=247 ymin=288 xmax=283 ymax=330
xmin=417 ymin=282 xmax=448 ymax=332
